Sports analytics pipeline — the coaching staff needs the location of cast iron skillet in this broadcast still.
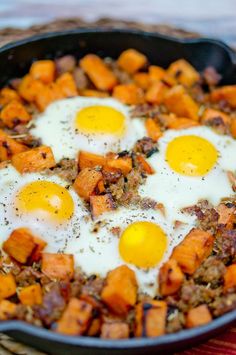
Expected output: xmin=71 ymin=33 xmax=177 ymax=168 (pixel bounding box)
xmin=0 ymin=29 xmax=236 ymax=355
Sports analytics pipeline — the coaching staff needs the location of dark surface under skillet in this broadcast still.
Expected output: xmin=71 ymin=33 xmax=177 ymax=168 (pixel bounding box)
xmin=0 ymin=29 xmax=236 ymax=354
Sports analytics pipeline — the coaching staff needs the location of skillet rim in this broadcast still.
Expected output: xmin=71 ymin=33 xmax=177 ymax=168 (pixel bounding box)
xmin=0 ymin=28 xmax=236 ymax=350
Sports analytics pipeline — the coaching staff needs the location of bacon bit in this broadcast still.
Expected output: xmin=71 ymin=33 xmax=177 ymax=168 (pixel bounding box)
xmin=227 ymin=171 xmax=236 ymax=192
xmin=110 ymin=227 xmax=121 ymax=237
xmin=155 ymin=203 xmax=166 ymax=217
xmin=173 ymin=220 xmax=187 ymax=229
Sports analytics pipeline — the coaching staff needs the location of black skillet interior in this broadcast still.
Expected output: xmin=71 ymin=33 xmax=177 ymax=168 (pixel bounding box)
xmin=0 ymin=29 xmax=236 ymax=355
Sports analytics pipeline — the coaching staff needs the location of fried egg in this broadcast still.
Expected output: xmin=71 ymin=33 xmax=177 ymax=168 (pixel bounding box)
xmin=139 ymin=126 xmax=236 ymax=222
xmin=31 ymin=97 xmax=146 ymax=161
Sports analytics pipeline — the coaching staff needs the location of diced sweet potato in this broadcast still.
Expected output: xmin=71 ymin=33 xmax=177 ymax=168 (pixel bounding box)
xmin=106 ymin=157 xmax=132 ymax=175
xmin=145 ymin=118 xmax=162 ymax=141
xmin=56 ymin=72 xmax=77 ymax=97
xmin=148 ymin=65 xmax=166 ymax=83
xmin=0 ymin=129 xmax=27 ymax=161
xmin=133 ymin=72 xmax=150 ymax=90
xmin=30 ymin=60 xmax=56 ymax=84
xmin=78 ymin=151 xmax=107 ymax=170
xmin=34 ymin=82 xmax=63 ymax=111
xmin=12 ymin=145 xmax=56 ymax=173
xmin=0 ymin=87 xmax=21 ymax=106
xmin=0 ymin=100 xmax=31 ymax=128
xmin=159 ymin=259 xmax=184 ymax=296
xmin=135 ymin=301 xmax=167 ymax=337
xmin=231 ymin=118 xmax=236 ymax=138
xmin=113 ymin=84 xmax=144 ymax=105
xmin=145 ymin=82 xmax=169 ymax=104
xmin=163 ymin=85 xmax=199 ymax=121
xmin=186 ymin=304 xmax=212 ymax=328
xmin=217 ymin=203 xmax=236 ymax=229
xmin=80 ymin=54 xmax=117 ymax=91
xmin=224 ymin=264 xmax=236 ymax=291
xmin=18 ymin=75 xmax=44 ymax=102
xmin=57 ymin=298 xmax=93 ymax=335
xmin=80 ymin=89 xmax=109 ymax=98
xmin=101 ymin=265 xmax=137 ymax=315
xmin=101 ymin=322 xmax=129 ymax=339
xmin=0 ymin=300 xmax=17 ymax=320
xmin=90 ymin=194 xmax=115 ymax=219
xmin=41 ymin=253 xmax=74 ymax=280
xmin=201 ymin=108 xmax=231 ymax=128
xmin=3 ymin=228 xmax=36 ymax=264
xmin=30 ymin=236 xmax=47 ymax=263
xmin=87 ymin=318 xmax=102 ymax=336
xmin=136 ymin=155 xmax=154 ymax=174
xmin=210 ymin=85 xmax=236 ymax=108
xmin=117 ymin=49 xmax=147 ymax=74
xmin=167 ymin=59 xmax=200 ymax=87
xmin=19 ymin=284 xmax=43 ymax=306
xmin=171 ymin=228 xmax=214 ymax=274
xmin=167 ymin=117 xmax=199 ymax=130
xmin=97 ymin=180 xmax=105 ymax=193
xmin=0 ymin=273 xmax=16 ymax=300
xmin=73 ymin=168 xmax=103 ymax=201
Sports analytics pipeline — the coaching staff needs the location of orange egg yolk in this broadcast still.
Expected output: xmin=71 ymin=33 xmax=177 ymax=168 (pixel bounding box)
xmin=166 ymin=135 xmax=218 ymax=176
xmin=15 ymin=181 xmax=74 ymax=222
xmin=119 ymin=221 xmax=167 ymax=268
xmin=75 ymin=105 xmax=126 ymax=135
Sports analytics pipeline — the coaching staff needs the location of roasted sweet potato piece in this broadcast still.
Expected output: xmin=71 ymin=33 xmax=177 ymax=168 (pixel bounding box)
xmin=87 ymin=318 xmax=102 ymax=336
xmin=0 ymin=87 xmax=21 ymax=106
xmin=30 ymin=60 xmax=56 ymax=84
xmin=224 ymin=264 xmax=236 ymax=291
xmin=0 ymin=273 xmax=16 ymax=300
xmin=217 ymin=203 xmax=236 ymax=229
xmin=56 ymin=72 xmax=77 ymax=97
xmin=80 ymin=54 xmax=117 ymax=91
xmin=41 ymin=253 xmax=74 ymax=280
xmin=231 ymin=118 xmax=236 ymax=138
xmin=167 ymin=117 xmax=199 ymax=130
xmin=186 ymin=304 xmax=212 ymax=328
xmin=57 ymin=298 xmax=93 ymax=335
xmin=145 ymin=82 xmax=169 ymax=104
xmin=101 ymin=322 xmax=129 ymax=339
xmin=106 ymin=157 xmax=132 ymax=175
xmin=117 ymin=49 xmax=147 ymax=74
xmin=171 ymin=228 xmax=214 ymax=274
xmin=90 ymin=194 xmax=115 ymax=219
xmin=97 ymin=180 xmax=105 ymax=194
xmin=135 ymin=301 xmax=167 ymax=337
xmin=0 ymin=129 xmax=27 ymax=161
xmin=167 ymin=59 xmax=200 ymax=87
xmin=101 ymin=265 xmax=137 ymax=315
xmin=3 ymin=228 xmax=36 ymax=264
xmin=136 ymin=155 xmax=154 ymax=174
xmin=201 ymin=108 xmax=231 ymax=129
xmin=80 ymin=89 xmax=109 ymax=98
xmin=19 ymin=284 xmax=43 ymax=306
xmin=30 ymin=236 xmax=47 ymax=263
xmin=113 ymin=84 xmax=144 ymax=105
xmin=163 ymin=85 xmax=199 ymax=121
xmin=78 ymin=151 xmax=107 ymax=170
xmin=34 ymin=82 xmax=63 ymax=111
xmin=0 ymin=300 xmax=17 ymax=320
xmin=159 ymin=259 xmax=184 ymax=296
xmin=148 ymin=65 xmax=166 ymax=83
xmin=0 ymin=100 xmax=31 ymax=128
xmin=18 ymin=74 xmax=44 ymax=102
xmin=145 ymin=118 xmax=162 ymax=141
xmin=73 ymin=168 xmax=103 ymax=201
xmin=12 ymin=145 xmax=56 ymax=173
xmin=133 ymin=72 xmax=150 ymax=90
xmin=210 ymin=85 xmax=236 ymax=108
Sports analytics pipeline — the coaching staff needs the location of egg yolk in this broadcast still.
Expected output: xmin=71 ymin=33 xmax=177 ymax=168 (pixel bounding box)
xmin=166 ymin=135 xmax=218 ymax=176
xmin=15 ymin=181 xmax=74 ymax=222
xmin=75 ymin=105 xmax=125 ymax=136
xmin=119 ymin=221 xmax=167 ymax=268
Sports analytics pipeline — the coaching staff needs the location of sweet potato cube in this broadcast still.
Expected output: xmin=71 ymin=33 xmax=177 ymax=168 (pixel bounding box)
xmin=136 ymin=155 xmax=154 ymax=175
xmin=145 ymin=118 xmax=162 ymax=141
xmin=159 ymin=259 xmax=184 ymax=296
xmin=30 ymin=236 xmax=47 ymax=263
xmin=217 ymin=203 xmax=236 ymax=229
xmin=90 ymin=194 xmax=115 ymax=219
xmin=117 ymin=49 xmax=147 ymax=74
xmin=73 ymin=168 xmax=103 ymax=201
xmin=168 ymin=117 xmax=199 ymax=130
xmin=34 ymin=82 xmax=63 ymax=111
xmin=186 ymin=304 xmax=212 ymax=328
xmin=80 ymin=89 xmax=109 ymax=98
xmin=231 ymin=118 xmax=236 ymax=138
xmin=41 ymin=253 xmax=74 ymax=280
xmin=80 ymin=54 xmax=117 ymax=91
xmin=0 ymin=300 xmax=17 ymax=320
xmin=224 ymin=264 xmax=236 ymax=291
xmin=0 ymin=100 xmax=31 ymax=128
xmin=78 ymin=151 xmax=106 ymax=170
xmin=0 ymin=274 xmax=16 ymax=300
xmin=57 ymin=298 xmax=93 ymax=335
xmin=167 ymin=59 xmax=200 ymax=87
xmin=19 ymin=284 xmax=43 ymax=306
xmin=113 ymin=84 xmax=144 ymax=105
xmin=148 ymin=65 xmax=166 ymax=83
xmin=133 ymin=72 xmax=150 ymax=90
xmin=18 ymin=74 xmax=44 ymax=102
xmin=30 ymin=60 xmax=56 ymax=84
xmin=3 ymin=228 xmax=36 ymax=264
xmin=0 ymin=87 xmax=21 ymax=106
xmin=210 ymin=85 xmax=236 ymax=108
xmin=56 ymin=72 xmax=77 ymax=97
xmin=135 ymin=301 xmax=167 ymax=337
xmin=106 ymin=157 xmax=132 ymax=175
xmin=101 ymin=322 xmax=129 ymax=339
xmin=145 ymin=82 xmax=169 ymax=104
xmin=201 ymin=108 xmax=231 ymax=127
xmin=163 ymin=85 xmax=199 ymax=121
xmin=0 ymin=129 xmax=27 ymax=161
xmin=101 ymin=265 xmax=137 ymax=315
xmin=171 ymin=228 xmax=214 ymax=274
xmin=12 ymin=145 xmax=56 ymax=173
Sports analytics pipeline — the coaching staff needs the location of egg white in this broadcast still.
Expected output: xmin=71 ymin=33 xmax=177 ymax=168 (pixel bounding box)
xmin=30 ymin=97 xmax=146 ymax=161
